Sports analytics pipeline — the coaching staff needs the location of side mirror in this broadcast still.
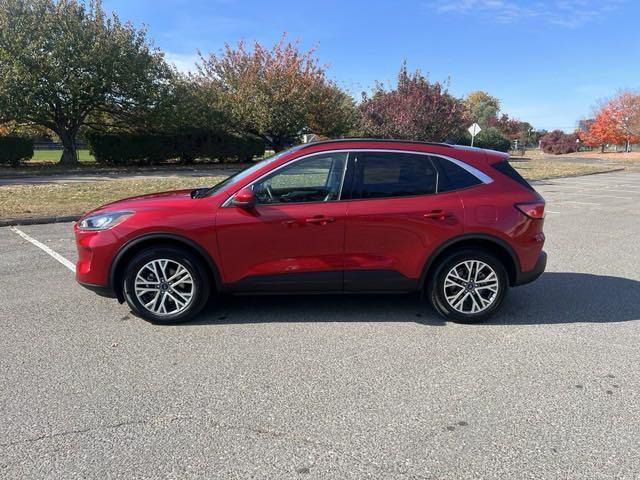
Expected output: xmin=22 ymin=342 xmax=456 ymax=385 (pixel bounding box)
xmin=231 ymin=187 xmax=256 ymax=209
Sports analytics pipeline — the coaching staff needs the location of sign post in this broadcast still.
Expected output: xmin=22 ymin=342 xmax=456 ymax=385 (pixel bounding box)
xmin=468 ymin=123 xmax=482 ymax=147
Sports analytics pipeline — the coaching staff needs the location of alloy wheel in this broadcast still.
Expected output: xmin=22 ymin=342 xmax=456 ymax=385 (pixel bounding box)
xmin=134 ymin=259 xmax=195 ymax=316
xmin=443 ymin=260 xmax=500 ymax=314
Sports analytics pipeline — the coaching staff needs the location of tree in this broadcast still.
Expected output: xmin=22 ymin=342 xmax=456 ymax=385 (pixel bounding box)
xmin=0 ymin=0 xmax=171 ymax=164
xmin=489 ymin=114 xmax=533 ymax=142
xmin=196 ymin=35 xmax=357 ymax=152
xmin=579 ymin=93 xmax=640 ymax=152
xmin=539 ymin=130 xmax=579 ymax=155
xmin=358 ymin=65 xmax=468 ymax=142
xmin=464 ymin=91 xmax=500 ymax=127
xmin=87 ymin=72 xmax=228 ymax=136
xmin=607 ymin=91 xmax=640 ymax=152
xmin=457 ymin=126 xmax=511 ymax=152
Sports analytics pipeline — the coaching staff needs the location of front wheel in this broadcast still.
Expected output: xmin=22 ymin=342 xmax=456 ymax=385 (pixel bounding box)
xmin=428 ymin=249 xmax=508 ymax=323
xmin=123 ymin=247 xmax=210 ymax=324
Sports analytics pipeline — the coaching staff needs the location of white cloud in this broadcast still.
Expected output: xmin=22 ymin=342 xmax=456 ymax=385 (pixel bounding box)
xmin=428 ymin=0 xmax=626 ymax=27
xmin=164 ymin=52 xmax=200 ymax=74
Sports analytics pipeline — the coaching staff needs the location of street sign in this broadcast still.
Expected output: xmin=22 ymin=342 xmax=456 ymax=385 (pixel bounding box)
xmin=468 ymin=123 xmax=482 ymax=147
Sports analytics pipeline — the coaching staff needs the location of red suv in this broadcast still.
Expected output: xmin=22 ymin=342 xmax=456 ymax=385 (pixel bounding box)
xmin=75 ymin=139 xmax=546 ymax=324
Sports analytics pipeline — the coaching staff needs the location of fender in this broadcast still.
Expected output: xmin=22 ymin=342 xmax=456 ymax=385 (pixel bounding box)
xmin=108 ymin=232 xmax=224 ymax=299
xmin=419 ymin=233 xmax=521 ymax=288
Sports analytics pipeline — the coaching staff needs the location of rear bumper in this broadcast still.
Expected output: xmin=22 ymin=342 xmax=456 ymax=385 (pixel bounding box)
xmin=77 ymin=280 xmax=116 ymax=298
xmin=514 ymin=250 xmax=547 ymax=286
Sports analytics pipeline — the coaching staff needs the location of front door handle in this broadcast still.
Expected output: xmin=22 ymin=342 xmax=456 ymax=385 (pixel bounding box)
xmin=305 ymin=215 xmax=335 ymax=225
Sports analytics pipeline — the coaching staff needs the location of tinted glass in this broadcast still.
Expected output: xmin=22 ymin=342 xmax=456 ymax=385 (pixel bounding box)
xmin=433 ymin=157 xmax=483 ymax=192
xmin=492 ymin=160 xmax=534 ymax=191
xmin=253 ymin=152 xmax=348 ymax=204
xmin=351 ymin=152 xmax=437 ymax=199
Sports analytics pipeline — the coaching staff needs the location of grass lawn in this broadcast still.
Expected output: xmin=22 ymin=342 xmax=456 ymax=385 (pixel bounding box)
xmin=511 ymin=159 xmax=620 ymax=180
xmin=0 ymin=176 xmax=225 ymax=220
xmin=31 ymin=149 xmax=96 ymax=164
xmin=0 ymin=157 xmax=622 ymax=221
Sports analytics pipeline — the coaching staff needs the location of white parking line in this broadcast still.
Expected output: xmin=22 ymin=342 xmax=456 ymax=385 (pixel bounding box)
xmin=10 ymin=226 xmax=76 ymax=273
xmin=558 ymin=201 xmax=601 ymax=205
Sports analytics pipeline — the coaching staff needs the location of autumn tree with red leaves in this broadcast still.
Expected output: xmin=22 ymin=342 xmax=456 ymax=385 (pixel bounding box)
xmin=358 ymin=65 xmax=469 ymax=142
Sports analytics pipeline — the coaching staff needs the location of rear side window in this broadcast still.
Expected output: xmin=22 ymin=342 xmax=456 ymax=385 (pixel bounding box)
xmin=492 ymin=160 xmax=534 ymax=191
xmin=432 ymin=156 xmax=483 ymax=192
xmin=351 ymin=152 xmax=437 ymax=199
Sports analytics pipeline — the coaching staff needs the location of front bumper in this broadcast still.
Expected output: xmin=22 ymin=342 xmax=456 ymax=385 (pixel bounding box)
xmin=514 ymin=250 xmax=547 ymax=286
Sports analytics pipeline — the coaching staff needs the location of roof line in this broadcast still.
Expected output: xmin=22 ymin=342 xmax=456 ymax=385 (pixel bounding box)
xmin=297 ymin=138 xmax=455 ymax=149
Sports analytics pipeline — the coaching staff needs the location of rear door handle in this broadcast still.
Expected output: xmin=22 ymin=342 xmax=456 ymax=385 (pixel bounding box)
xmin=305 ymin=216 xmax=335 ymax=225
xmin=424 ymin=210 xmax=450 ymax=220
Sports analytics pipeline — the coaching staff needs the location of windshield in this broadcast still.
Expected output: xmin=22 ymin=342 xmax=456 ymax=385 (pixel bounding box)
xmin=202 ymin=145 xmax=305 ymax=197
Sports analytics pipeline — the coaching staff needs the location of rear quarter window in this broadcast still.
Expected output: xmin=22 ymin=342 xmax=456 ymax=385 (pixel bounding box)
xmin=431 ymin=156 xmax=483 ymax=193
xmin=492 ymin=160 xmax=534 ymax=191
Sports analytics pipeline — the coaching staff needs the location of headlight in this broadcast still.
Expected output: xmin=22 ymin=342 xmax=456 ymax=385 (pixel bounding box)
xmin=78 ymin=211 xmax=133 ymax=231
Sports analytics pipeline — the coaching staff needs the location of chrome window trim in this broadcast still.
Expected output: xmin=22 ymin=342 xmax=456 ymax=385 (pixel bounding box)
xmin=222 ymin=148 xmax=493 ymax=206
xmin=429 ymin=152 xmax=494 ymax=185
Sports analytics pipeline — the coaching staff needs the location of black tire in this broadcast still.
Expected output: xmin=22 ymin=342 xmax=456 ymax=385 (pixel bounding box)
xmin=427 ymin=249 xmax=508 ymax=323
xmin=123 ymin=246 xmax=210 ymax=324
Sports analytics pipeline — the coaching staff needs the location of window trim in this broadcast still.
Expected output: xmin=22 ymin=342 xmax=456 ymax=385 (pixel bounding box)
xmin=222 ymin=150 xmax=350 ymax=207
xmin=222 ymin=148 xmax=493 ymax=206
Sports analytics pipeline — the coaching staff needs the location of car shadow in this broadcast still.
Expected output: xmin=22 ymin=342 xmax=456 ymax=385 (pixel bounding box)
xmin=189 ymin=272 xmax=640 ymax=326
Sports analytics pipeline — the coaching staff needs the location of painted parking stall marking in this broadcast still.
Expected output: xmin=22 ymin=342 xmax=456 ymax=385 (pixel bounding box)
xmin=10 ymin=226 xmax=76 ymax=273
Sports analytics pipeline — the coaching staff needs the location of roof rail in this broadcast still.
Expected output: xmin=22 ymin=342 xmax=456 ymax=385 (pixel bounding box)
xmin=296 ymin=138 xmax=455 ymax=150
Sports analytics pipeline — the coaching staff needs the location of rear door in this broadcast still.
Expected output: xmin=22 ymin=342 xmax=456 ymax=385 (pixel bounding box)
xmin=343 ymin=150 xmax=465 ymax=291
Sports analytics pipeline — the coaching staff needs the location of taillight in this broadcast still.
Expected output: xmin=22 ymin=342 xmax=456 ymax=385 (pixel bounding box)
xmin=515 ymin=202 xmax=545 ymax=219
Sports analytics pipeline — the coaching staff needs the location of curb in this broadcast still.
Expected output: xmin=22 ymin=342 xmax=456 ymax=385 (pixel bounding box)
xmin=0 ymin=214 xmax=81 ymax=228
xmin=531 ymin=167 xmax=626 ymax=183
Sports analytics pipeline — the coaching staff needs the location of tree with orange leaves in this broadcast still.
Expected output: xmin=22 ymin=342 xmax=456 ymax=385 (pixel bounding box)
xmin=579 ymin=92 xmax=640 ymax=152
xmin=608 ymin=91 xmax=640 ymax=152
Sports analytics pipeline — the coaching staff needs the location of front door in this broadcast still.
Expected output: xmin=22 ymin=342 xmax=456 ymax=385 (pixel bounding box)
xmin=216 ymin=151 xmax=349 ymax=292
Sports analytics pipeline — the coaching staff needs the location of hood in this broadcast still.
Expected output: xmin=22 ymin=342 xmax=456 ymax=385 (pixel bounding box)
xmin=83 ymin=189 xmax=197 ymax=217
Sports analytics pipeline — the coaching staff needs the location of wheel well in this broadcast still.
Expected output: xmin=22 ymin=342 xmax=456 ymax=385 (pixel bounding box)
xmin=110 ymin=236 xmax=220 ymax=302
xmin=422 ymin=238 xmax=518 ymax=288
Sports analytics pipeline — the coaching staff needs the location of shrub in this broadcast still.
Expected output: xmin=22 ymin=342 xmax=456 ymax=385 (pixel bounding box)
xmin=0 ymin=136 xmax=34 ymax=166
xmin=87 ymin=130 xmax=265 ymax=165
xmin=539 ymin=130 xmax=579 ymax=155
xmin=456 ymin=127 xmax=511 ymax=152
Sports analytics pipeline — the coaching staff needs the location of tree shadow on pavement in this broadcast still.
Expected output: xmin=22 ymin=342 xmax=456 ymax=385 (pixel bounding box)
xmin=192 ymin=272 xmax=640 ymax=326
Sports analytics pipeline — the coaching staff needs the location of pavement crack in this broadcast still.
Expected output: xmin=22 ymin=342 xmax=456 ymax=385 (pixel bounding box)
xmin=0 ymin=419 xmax=149 ymax=448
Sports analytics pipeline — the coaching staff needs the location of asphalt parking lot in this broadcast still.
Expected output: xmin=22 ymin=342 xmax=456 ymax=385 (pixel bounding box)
xmin=1 ymin=171 xmax=639 ymax=479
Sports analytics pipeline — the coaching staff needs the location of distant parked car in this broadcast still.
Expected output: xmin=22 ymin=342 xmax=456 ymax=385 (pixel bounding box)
xmin=74 ymin=139 xmax=546 ymax=324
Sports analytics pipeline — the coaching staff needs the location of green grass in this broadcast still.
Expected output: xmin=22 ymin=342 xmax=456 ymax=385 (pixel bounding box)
xmin=31 ymin=149 xmax=96 ymax=164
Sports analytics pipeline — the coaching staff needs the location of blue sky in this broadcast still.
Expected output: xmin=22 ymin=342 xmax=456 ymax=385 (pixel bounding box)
xmin=103 ymin=0 xmax=640 ymax=131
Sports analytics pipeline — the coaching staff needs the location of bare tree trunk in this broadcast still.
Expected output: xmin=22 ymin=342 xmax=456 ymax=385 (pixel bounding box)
xmin=59 ymin=130 xmax=78 ymax=165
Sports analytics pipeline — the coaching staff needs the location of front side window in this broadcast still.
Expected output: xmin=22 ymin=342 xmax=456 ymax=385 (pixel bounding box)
xmin=253 ymin=152 xmax=348 ymax=204
xmin=350 ymin=152 xmax=437 ymax=199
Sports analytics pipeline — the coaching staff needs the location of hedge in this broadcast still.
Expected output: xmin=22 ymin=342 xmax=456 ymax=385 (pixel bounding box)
xmin=87 ymin=130 xmax=265 ymax=165
xmin=456 ymin=127 xmax=511 ymax=152
xmin=539 ymin=130 xmax=578 ymax=155
xmin=0 ymin=136 xmax=34 ymax=166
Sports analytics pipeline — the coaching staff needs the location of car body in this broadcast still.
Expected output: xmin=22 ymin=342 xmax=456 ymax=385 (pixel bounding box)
xmin=74 ymin=139 xmax=546 ymax=323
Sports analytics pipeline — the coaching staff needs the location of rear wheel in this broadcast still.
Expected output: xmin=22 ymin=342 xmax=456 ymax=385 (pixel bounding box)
xmin=428 ymin=249 xmax=508 ymax=323
xmin=123 ymin=247 xmax=210 ymax=324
